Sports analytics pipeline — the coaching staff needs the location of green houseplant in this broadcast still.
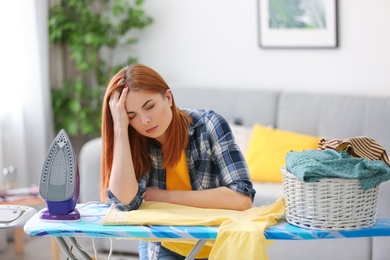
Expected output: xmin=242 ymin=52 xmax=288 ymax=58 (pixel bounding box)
xmin=49 ymin=0 xmax=153 ymax=140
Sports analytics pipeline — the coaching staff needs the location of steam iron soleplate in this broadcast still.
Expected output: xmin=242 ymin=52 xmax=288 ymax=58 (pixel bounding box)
xmin=39 ymin=129 xmax=80 ymax=221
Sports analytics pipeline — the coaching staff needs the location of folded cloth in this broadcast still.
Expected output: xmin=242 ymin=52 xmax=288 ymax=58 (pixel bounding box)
xmin=286 ymin=149 xmax=390 ymax=190
xmin=103 ymin=198 xmax=285 ymax=260
xmin=318 ymin=136 xmax=390 ymax=167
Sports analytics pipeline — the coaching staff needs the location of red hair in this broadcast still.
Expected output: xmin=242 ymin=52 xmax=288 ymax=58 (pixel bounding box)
xmin=100 ymin=64 xmax=192 ymax=201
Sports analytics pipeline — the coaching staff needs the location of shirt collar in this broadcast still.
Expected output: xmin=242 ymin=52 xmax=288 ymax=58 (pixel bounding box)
xmin=182 ymin=109 xmax=206 ymax=136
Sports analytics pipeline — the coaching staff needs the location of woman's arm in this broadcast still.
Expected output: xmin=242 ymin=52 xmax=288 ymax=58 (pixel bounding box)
xmin=144 ymin=110 xmax=255 ymax=211
xmin=107 ymin=87 xmax=139 ymax=204
xmin=144 ymin=186 xmax=252 ymax=211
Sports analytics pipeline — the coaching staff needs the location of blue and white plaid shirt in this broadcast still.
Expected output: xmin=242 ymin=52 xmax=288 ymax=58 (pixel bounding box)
xmin=108 ymin=109 xmax=256 ymax=211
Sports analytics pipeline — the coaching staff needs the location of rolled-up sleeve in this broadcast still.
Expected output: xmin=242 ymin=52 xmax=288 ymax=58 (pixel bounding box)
xmin=107 ymin=179 xmax=146 ymax=211
xmin=226 ymin=178 xmax=256 ymax=202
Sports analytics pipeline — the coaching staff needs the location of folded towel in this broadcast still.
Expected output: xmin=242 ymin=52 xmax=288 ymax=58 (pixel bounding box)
xmin=286 ymin=149 xmax=390 ymax=190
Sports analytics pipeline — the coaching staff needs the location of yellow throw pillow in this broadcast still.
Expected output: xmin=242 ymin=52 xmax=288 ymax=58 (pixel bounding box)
xmin=245 ymin=124 xmax=320 ymax=182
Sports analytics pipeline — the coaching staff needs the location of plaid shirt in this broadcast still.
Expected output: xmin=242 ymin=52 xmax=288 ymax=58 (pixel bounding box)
xmin=108 ymin=109 xmax=256 ymax=211
xmin=107 ymin=109 xmax=256 ymax=259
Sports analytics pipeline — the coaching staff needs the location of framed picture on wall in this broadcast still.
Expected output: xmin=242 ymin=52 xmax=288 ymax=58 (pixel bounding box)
xmin=258 ymin=0 xmax=338 ymax=48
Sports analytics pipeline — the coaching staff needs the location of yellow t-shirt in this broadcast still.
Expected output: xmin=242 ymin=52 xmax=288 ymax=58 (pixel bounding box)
xmin=104 ymin=199 xmax=286 ymax=260
xmin=166 ymin=150 xmax=191 ymax=191
xmin=163 ymin=150 xmax=212 ymax=258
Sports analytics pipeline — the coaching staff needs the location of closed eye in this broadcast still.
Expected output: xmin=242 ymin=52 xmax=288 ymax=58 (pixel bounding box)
xmin=145 ymin=104 xmax=155 ymax=110
xmin=127 ymin=112 xmax=136 ymax=120
xmin=127 ymin=99 xmax=154 ymax=120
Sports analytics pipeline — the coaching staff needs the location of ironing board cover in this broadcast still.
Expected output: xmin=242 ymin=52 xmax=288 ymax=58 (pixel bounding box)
xmin=24 ymin=203 xmax=390 ymax=240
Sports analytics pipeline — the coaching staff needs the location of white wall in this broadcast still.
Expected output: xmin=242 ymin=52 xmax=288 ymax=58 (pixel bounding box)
xmin=131 ymin=0 xmax=390 ymax=97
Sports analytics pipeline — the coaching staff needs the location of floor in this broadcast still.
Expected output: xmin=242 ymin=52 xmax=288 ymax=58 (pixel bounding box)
xmin=0 ymin=233 xmax=140 ymax=260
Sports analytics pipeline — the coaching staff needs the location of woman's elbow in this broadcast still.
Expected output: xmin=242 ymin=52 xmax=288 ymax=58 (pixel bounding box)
xmin=234 ymin=195 xmax=253 ymax=211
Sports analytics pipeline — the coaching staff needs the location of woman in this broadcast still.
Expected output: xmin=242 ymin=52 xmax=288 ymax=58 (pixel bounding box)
xmin=100 ymin=64 xmax=256 ymax=260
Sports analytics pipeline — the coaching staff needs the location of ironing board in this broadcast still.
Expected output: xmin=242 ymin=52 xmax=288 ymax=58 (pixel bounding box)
xmin=24 ymin=203 xmax=390 ymax=260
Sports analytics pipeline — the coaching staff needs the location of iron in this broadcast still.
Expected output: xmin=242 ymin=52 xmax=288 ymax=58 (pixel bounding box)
xmin=39 ymin=129 xmax=80 ymax=221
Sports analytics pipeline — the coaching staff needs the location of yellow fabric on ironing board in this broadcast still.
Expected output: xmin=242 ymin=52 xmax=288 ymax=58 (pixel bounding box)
xmin=103 ymin=198 xmax=285 ymax=260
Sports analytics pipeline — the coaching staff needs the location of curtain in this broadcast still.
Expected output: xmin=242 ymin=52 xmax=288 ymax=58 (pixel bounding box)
xmin=0 ymin=0 xmax=54 ymax=187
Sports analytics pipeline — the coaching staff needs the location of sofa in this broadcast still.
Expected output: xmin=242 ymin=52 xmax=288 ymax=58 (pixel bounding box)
xmin=79 ymin=88 xmax=390 ymax=259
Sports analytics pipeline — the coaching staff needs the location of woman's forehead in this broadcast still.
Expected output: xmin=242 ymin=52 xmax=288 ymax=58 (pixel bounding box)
xmin=127 ymin=89 xmax=164 ymax=98
xmin=126 ymin=90 xmax=164 ymax=108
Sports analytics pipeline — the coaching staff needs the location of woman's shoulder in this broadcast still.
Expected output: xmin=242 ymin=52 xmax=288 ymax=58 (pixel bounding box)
xmin=182 ymin=108 xmax=230 ymax=136
xmin=182 ymin=108 xmax=224 ymax=120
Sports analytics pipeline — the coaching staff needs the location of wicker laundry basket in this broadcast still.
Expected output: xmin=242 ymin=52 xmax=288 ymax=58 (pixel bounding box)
xmin=281 ymin=166 xmax=379 ymax=230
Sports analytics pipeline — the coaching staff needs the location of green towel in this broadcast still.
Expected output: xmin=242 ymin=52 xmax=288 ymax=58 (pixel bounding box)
xmin=286 ymin=149 xmax=390 ymax=190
